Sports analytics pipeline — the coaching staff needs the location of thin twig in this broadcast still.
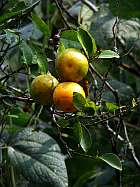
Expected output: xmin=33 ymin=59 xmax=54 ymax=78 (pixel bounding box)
xmin=123 ymin=121 xmax=140 ymax=168
xmin=50 ymin=107 xmax=72 ymax=157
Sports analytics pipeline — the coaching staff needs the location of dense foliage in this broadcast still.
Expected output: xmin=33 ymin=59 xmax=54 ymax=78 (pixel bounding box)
xmin=0 ymin=0 xmax=140 ymax=187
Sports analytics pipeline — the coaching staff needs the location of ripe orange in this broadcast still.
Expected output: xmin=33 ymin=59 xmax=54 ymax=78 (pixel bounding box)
xmin=53 ymin=82 xmax=86 ymax=112
xmin=31 ymin=73 xmax=59 ymax=105
xmin=56 ymin=48 xmax=89 ymax=82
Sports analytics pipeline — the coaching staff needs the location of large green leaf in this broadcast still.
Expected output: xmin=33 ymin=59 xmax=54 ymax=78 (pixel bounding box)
xmin=109 ymin=0 xmax=140 ymax=19
xmin=60 ymin=30 xmax=81 ymax=49
xmin=77 ymin=27 xmax=97 ymax=58
xmin=8 ymin=128 xmax=68 ymax=187
xmin=99 ymin=153 xmax=122 ymax=171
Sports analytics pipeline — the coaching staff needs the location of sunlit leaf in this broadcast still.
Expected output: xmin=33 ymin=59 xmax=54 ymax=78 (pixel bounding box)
xmin=57 ymin=42 xmax=65 ymax=55
xmin=98 ymin=50 xmax=119 ymax=59
xmin=99 ymin=153 xmax=122 ymax=171
xmin=32 ymin=13 xmax=51 ymax=38
xmin=77 ymin=27 xmax=97 ymax=57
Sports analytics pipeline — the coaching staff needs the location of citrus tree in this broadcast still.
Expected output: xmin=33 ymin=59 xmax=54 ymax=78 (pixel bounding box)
xmin=0 ymin=0 xmax=140 ymax=187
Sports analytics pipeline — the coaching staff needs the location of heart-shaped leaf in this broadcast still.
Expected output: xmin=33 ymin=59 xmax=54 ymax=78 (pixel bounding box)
xmin=8 ymin=128 xmax=68 ymax=187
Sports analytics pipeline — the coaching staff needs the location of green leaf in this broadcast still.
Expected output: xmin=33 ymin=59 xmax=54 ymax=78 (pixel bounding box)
xmin=101 ymin=100 xmax=119 ymax=113
xmin=31 ymin=45 xmax=48 ymax=74
xmin=20 ymin=40 xmax=33 ymax=65
xmin=60 ymin=30 xmax=81 ymax=49
xmin=74 ymin=121 xmax=83 ymax=143
xmin=105 ymin=101 xmax=119 ymax=112
xmin=8 ymin=128 xmax=68 ymax=187
xmin=57 ymin=42 xmax=65 ymax=55
xmin=12 ymin=112 xmax=30 ymax=127
xmin=74 ymin=122 xmax=92 ymax=152
xmin=80 ymin=126 xmax=92 ymax=152
xmin=77 ymin=27 xmax=97 ymax=58
xmin=99 ymin=153 xmax=122 ymax=171
xmin=7 ymin=114 xmax=18 ymax=118
xmin=73 ymin=92 xmax=86 ymax=111
xmin=83 ymin=106 xmax=95 ymax=116
xmin=0 ymin=2 xmax=26 ymax=24
xmin=98 ymin=50 xmax=119 ymax=59
xmin=31 ymin=13 xmax=51 ymax=38
xmin=4 ymin=29 xmax=20 ymax=45
xmin=83 ymin=100 xmax=98 ymax=116
xmin=109 ymin=0 xmax=140 ymax=19
xmin=0 ymin=1 xmax=40 ymax=24
xmin=73 ymin=170 xmax=99 ymax=187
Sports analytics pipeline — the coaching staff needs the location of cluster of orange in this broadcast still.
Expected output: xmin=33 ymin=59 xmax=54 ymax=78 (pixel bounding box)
xmin=31 ymin=48 xmax=89 ymax=112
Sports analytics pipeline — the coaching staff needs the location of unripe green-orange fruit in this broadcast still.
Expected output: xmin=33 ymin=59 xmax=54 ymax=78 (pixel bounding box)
xmin=53 ymin=82 xmax=86 ymax=112
xmin=56 ymin=48 xmax=89 ymax=82
xmin=31 ymin=73 xmax=59 ymax=105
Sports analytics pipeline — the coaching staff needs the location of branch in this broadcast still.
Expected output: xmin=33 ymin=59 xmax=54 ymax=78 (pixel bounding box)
xmin=59 ymin=1 xmax=79 ymax=26
xmin=123 ymin=121 xmax=140 ymax=168
xmin=0 ymin=95 xmax=33 ymax=103
xmin=89 ymin=63 xmax=120 ymax=105
xmin=119 ymin=63 xmax=140 ymax=77
xmin=54 ymin=0 xmax=71 ymax=29
xmin=80 ymin=0 xmax=98 ymax=13
xmin=117 ymin=36 xmax=140 ymax=71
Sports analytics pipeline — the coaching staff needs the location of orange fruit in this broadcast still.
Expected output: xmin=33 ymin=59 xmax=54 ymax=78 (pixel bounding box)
xmin=53 ymin=82 xmax=86 ymax=112
xmin=56 ymin=48 xmax=89 ymax=82
xmin=31 ymin=73 xmax=59 ymax=105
